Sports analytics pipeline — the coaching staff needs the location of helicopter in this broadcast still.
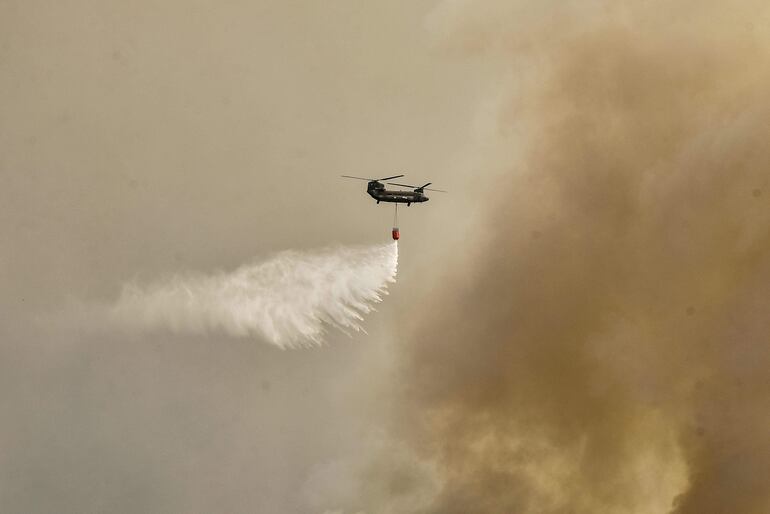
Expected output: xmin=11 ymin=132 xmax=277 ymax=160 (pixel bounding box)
xmin=341 ymin=174 xmax=447 ymax=206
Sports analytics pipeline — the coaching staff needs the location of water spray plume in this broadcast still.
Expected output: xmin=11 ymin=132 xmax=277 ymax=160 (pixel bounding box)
xmin=109 ymin=242 xmax=398 ymax=348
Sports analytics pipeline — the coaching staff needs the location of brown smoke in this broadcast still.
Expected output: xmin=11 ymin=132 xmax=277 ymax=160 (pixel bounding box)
xmin=391 ymin=1 xmax=770 ymax=513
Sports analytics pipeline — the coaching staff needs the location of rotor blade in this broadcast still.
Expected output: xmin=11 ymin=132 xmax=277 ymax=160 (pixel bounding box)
xmin=378 ymin=174 xmax=405 ymax=181
xmin=387 ymin=181 xmax=447 ymax=192
xmin=341 ymin=175 xmax=374 ymax=181
xmin=421 ymin=183 xmax=432 ymax=189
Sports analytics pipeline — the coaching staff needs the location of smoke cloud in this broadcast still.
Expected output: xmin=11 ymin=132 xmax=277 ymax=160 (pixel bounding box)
xmin=108 ymin=242 xmax=398 ymax=348
xmin=382 ymin=1 xmax=770 ymax=513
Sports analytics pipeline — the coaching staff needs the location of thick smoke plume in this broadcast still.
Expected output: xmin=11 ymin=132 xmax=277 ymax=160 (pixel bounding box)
xmin=109 ymin=243 xmax=398 ymax=348
xmin=385 ymin=1 xmax=770 ymax=513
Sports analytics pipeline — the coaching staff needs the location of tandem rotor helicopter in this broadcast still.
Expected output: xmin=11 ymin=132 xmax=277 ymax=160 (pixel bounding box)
xmin=341 ymin=174 xmax=447 ymax=240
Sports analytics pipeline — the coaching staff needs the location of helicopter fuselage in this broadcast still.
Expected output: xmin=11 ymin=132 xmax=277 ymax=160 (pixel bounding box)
xmin=367 ymin=182 xmax=428 ymax=205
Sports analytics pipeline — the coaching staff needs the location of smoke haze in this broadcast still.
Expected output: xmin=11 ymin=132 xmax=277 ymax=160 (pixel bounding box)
xmin=109 ymin=243 xmax=398 ymax=348
xmin=383 ymin=1 xmax=770 ymax=513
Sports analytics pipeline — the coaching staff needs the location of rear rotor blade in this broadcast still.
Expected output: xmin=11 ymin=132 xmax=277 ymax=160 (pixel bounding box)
xmin=387 ymin=181 xmax=447 ymax=193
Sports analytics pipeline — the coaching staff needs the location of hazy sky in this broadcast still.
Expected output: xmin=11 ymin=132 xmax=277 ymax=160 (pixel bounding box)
xmin=3 ymin=1 xmax=770 ymax=513
xmin=1 ymin=2 xmax=485 ymax=513
xmin=1 ymin=0 xmax=483 ymax=311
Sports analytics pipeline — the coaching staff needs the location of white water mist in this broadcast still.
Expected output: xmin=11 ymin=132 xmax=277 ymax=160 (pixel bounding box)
xmin=109 ymin=242 xmax=398 ymax=348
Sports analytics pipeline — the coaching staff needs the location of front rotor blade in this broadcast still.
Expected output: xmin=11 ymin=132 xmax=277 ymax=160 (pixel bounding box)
xmin=378 ymin=174 xmax=405 ymax=181
xmin=386 ymin=182 xmax=418 ymax=188
xmin=341 ymin=175 xmax=374 ymax=181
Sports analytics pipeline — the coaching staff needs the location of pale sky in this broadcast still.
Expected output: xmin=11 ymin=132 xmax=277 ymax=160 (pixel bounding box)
xmin=1 ymin=2 xmax=485 ymax=512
